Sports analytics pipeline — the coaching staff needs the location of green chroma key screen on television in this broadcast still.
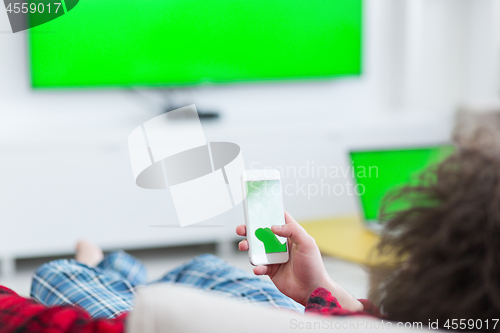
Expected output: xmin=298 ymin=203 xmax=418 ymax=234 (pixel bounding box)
xmin=350 ymin=145 xmax=455 ymax=222
xmin=28 ymin=0 xmax=362 ymax=88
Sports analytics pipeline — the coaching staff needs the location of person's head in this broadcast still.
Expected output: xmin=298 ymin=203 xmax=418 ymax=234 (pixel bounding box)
xmin=371 ymin=145 xmax=500 ymax=329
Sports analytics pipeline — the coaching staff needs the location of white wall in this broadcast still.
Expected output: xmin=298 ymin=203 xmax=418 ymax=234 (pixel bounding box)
xmin=371 ymin=0 xmax=500 ymax=112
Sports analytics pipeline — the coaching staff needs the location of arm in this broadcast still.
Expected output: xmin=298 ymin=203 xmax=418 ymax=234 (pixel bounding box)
xmin=236 ymin=211 xmax=363 ymax=312
xmin=0 ymin=286 xmax=126 ymax=333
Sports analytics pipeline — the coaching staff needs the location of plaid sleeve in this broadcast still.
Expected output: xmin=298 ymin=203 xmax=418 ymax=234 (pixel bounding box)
xmin=305 ymin=287 xmax=382 ymax=317
xmin=0 ymin=286 xmax=126 ymax=333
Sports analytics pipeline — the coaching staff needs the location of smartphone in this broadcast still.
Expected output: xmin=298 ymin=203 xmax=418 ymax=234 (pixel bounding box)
xmin=241 ymin=169 xmax=289 ymax=266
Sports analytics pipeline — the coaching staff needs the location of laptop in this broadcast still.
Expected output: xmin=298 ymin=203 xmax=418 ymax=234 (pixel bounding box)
xmin=349 ymin=145 xmax=455 ymax=233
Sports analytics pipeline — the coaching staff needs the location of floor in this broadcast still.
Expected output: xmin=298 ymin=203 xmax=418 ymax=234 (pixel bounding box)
xmin=0 ymin=243 xmax=369 ymax=301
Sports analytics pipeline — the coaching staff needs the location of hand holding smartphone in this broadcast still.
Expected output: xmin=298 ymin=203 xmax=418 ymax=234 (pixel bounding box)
xmin=241 ymin=169 xmax=289 ymax=266
xmin=237 ymin=182 xmax=363 ymax=309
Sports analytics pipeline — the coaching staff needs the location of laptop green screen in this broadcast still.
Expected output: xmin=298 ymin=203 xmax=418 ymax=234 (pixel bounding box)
xmin=350 ymin=145 xmax=455 ymax=222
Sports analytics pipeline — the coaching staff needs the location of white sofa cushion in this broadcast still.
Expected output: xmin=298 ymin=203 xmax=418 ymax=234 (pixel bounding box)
xmin=127 ymin=284 xmax=435 ymax=333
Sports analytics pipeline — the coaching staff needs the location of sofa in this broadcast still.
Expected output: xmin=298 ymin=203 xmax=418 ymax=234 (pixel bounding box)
xmin=127 ymin=284 xmax=434 ymax=332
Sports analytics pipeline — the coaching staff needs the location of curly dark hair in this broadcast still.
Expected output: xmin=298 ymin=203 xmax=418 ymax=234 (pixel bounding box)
xmin=370 ymin=147 xmax=500 ymax=331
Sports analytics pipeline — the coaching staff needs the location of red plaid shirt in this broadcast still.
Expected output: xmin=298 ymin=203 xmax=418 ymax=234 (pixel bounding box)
xmin=0 ymin=286 xmax=126 ymax=333
xmin=0 ymin=285 xmax=379 ymax=333
xmin=305 ymin=287 xmax=382 ymax=317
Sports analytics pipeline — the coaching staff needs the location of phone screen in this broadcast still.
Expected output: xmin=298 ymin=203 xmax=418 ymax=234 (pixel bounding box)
xmin=245 ymin=180 xmax=287 ymax=255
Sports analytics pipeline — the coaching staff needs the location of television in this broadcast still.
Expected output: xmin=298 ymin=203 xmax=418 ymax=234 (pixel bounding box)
xmin=28 ymin=0 xmax=362 ymax=88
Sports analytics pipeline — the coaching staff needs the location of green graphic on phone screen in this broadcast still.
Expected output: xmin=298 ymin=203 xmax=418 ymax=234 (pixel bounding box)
xmin=246 ymin=180 xmax=287 ymax=254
